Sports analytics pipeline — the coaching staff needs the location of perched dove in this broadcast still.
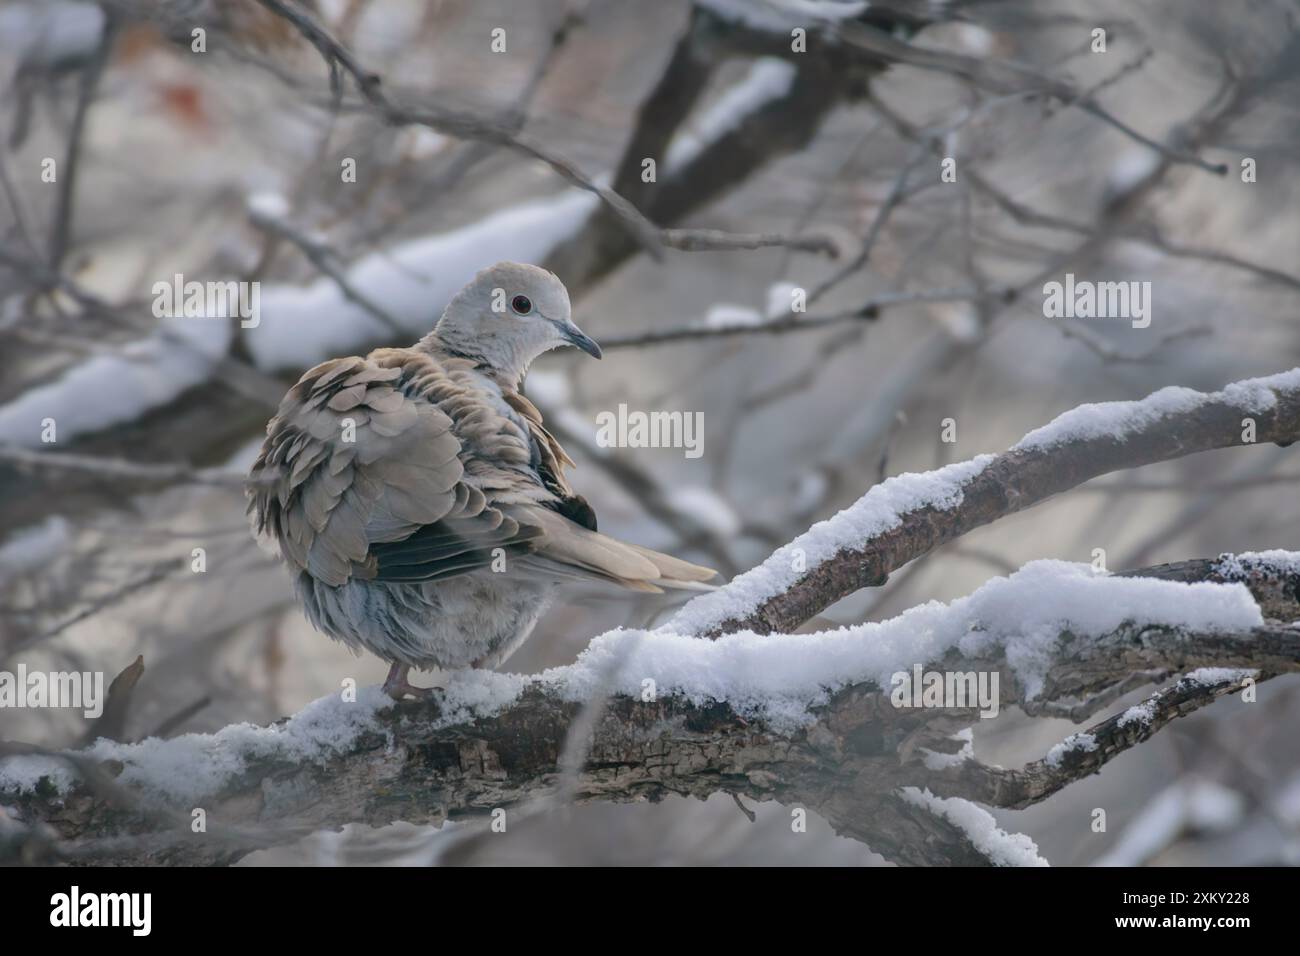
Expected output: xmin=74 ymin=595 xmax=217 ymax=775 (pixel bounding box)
xmin=248 ymin=262 xmax=717 ymax=698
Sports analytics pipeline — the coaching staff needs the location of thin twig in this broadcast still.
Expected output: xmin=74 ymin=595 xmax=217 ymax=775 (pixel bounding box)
xmin=599 ymin=286 xmax=993 ymax=350
xmin=49 ymin=10 xmax=116 ymax=272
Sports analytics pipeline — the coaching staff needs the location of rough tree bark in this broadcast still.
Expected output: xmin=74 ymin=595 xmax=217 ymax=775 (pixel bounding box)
xmin=3 ymin=562 xmax=1295 ymax=867
xmin=3 ymin=374 xmax=1297 ymax=866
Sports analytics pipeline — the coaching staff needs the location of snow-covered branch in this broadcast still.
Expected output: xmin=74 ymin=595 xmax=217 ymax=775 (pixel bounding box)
xmin=4 ymin=369 xmax=1298 ymax=866
xmin=687 ymin=368 xmax=1300 ymax=636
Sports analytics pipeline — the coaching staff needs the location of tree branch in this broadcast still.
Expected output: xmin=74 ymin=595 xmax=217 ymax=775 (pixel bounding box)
xmin=704 ymin=369 xmax=1300 ymax=636
xmin=2 ymin=553 xmax=1294 ymax=866
xmin=4 ymin=368 xmax=1298 ymax=868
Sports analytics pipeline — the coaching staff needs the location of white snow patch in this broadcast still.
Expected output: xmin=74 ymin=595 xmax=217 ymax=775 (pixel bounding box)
xmin=1014 ymin=368 xmax=1300 ymax=452
xmin=1 ymin=563 xmax=1264 ymax=803
xmin=0 ymin=687 xmax=390 ymax=802
xmin=1118 ymin=700 xmax=1157 ymax=728
xmin=901 ymin=787 xmax=1049 ymax=866
xmin=949 ymin=23 xmax=996 ymax=56
xmin=669 ymin=486 xmax=743 ymax=537
xmin=399 ymin=126 xmax=448 ymax=161
xmin=702 ymin=303 xmax=765 ymax=330
xmin=246 ymin=191 xmax=290 ymax=220
xmin=1214 ymin=549 xmax=1300 ymax=580
xmin=932 ymin=301 xmax=982 ymax=343
xmin=0 ymin=755 xmax=76 ymax=795
xmin=563 ymin=560 xmax=1260 ymax=725
xmin=1105 ymin=148 xmax=1162 ymax=199
xmin=1181 ymin=667 xmax=1256 ymax=688
xmin=437 ymin=668 xmax=533 ymax=728
xmin=952 ymin=563 xmax=1261 ymax=699
xmin=1045 ymin=732 xmax=1097 ymax=768
xmin=666 ymin=57 xmax=798 ymax=171
xmin=765 ymin=281 xmax=802 ymax=320
xmin=695 ymin=0 xmax=868 ymax=34
xmin=666 ymin=455 xmax=994 ymax=635
xmin=922 ymin=727 xmax=973 ymax=770
xmin=0 ymin=317 xmax=231 ymax=447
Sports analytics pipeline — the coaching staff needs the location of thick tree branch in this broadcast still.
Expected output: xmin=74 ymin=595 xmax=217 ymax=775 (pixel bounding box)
xmin=3 ymin=538 xmax=1295 ymax=866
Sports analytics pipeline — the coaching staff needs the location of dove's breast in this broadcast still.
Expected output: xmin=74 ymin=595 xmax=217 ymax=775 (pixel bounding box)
xmin=400 ymin=354 xmax=557 ymax=502
xmin=295 ymin=568 xmax=556 ymax=670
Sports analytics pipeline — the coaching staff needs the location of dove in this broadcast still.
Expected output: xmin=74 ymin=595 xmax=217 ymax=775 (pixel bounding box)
xmin=248 ymin=262 xmax=717 ymax=699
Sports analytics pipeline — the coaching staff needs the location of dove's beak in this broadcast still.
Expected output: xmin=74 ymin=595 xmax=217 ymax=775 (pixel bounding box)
xmin=559 ymin=320 xmax=602 ymax=359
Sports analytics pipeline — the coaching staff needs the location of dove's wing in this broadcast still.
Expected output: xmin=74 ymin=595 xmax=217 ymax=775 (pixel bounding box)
xmin=249 ymin=348 xmax=717 ymax=591
xmin=497 ymin=385 xmax=716 ymax=591
xmin=501 ymin=389 xmax=599 ymax=529
xmin=247 ymin=353 xmax=542 ymax=587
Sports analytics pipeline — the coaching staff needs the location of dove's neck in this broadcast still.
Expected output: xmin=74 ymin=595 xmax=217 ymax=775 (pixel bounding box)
xmin=418 ymin=330 xmax=533 ymax=389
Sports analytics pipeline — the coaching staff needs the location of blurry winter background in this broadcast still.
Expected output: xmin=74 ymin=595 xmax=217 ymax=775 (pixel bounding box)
xmin=1 ymin=0 xmax=1298 ymax=865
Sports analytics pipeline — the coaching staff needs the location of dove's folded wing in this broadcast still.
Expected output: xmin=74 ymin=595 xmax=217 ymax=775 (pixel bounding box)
xmin=249 ymin=350 xmax=717 ymax=592
xmin=247 ymin=354 xmax=540 ymax=587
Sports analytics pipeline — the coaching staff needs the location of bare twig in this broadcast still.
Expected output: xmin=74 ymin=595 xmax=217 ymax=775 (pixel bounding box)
xmin=49 ymin=10 xmax=116 ymax=272
xmin=247 ymin=205 xmax=405 ymax=334
xmin=0 ymin=445 xmax=261 ymax=488
xmin=598 ymin=286 xmax=991 ymax=350
xmin=838 ymin=21 xmax=1228 ymax=175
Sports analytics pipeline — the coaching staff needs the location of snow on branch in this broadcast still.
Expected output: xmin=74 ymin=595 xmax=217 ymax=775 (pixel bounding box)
xmin=900 ymin=788 xmax=1049 ymax=868
xmin=3 ymin=550 xmax=1297 ymax=866
xmin=2 ymin=372 xmax=1297 ymax=865
xmin=675 ymin=368 xmax=1300 ymax=636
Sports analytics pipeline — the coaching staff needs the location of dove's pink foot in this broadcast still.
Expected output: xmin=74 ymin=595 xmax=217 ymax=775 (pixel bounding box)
xmin=382 ymin=662 xmax=435 ymax=700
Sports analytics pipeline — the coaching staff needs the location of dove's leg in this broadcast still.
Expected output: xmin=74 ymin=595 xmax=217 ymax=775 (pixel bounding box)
xmin=382 ymin=662 xmax=434 ymax=700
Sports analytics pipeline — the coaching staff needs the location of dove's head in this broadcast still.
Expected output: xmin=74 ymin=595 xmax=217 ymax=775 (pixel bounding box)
xmin=429 ymin=262 xmax=601 ymax=384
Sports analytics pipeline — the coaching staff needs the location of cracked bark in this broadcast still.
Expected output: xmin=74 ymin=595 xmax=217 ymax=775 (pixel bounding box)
xmin=5 ymin=559 xmax=1296 ymax=866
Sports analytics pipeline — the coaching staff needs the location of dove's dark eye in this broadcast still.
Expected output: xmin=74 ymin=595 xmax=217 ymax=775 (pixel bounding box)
xmin=510 ymin=295 xmax=532 ymax=315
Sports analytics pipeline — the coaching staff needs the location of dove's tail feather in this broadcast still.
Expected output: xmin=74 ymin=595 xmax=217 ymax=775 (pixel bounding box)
xmin=623 ymin=542 xmax=719 ymax=588
xmin=522 ymin=508 xmax=719 ymax=593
